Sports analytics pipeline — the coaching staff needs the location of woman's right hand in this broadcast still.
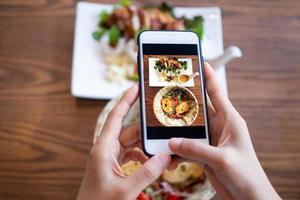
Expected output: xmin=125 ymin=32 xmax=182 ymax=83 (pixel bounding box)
xmin=169 ymin=63 xmax=281 ymax=200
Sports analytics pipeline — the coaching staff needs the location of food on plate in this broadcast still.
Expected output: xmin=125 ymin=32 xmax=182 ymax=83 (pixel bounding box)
xmin=176 ymin=101 xmax=190 ymax=115
xmin=161 ymin=89 xmax=192 ymax=119
xmin=121 ymin=161 xmax=206 ymax=200
xmin=121 ymin=160 xmax=141 ymax=176
xmin=92 ymin=0 xmax=204 ymax=82
xmin=162 ymin=163 xmax=205 ymax=186
xmin=161 ymin=98 xmax=173 ymax=113
xmin=153 ymin=86 xmax=198 ymax=126
xmin=154 ymin=57 xmax=188 ymax=82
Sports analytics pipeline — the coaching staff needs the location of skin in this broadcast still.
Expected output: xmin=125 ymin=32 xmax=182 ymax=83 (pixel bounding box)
xmin=77 ymin=63 xmax=282 ymax=200
xmin=169 ymin=63 xmax=282 ymax=200
xmin=76 ymin=84 xmax=170 ymax=200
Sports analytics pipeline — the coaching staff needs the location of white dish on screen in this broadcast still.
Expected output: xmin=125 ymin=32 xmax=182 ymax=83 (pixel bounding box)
xmin=72 ymin=2 xmax=229 ymax=99
xmin=149 ymin=58 xmax=194 ymax=87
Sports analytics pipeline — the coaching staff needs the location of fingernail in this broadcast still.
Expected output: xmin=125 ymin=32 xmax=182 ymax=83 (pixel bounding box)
xmin=157 ymin=152 xmax=170 ymax=166
xmin=169 ymin=138 xmax=183 ymax=149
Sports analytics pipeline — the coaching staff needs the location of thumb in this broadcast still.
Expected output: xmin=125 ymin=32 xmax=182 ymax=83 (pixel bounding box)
xmin=204 ymin=62 xmax=233 ymax=113
xmin=169 ymin=138 xmax=221 ymax=168
xmin=124 ymin=152 xmax=170 ymax=197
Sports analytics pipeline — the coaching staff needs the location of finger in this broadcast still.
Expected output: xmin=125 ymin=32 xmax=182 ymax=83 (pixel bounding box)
xmin=121 ymin=140 xmax=142 ymax=154
xmin=118 ymin=141 xmax=142 ymax=165
xmin=123 ymin=152 xmax=170 ymax=196
xmin=207 ymin=100 xmax=216 ymax=120
xmin=126 ymin=141 xmax=142 ymax=153
xmin=169 ymin=138 xmax=221 ymax=168
xmin=100 ymin=84 xmax=139 ymax=143
xmin=204 ymin=62 xmax=233 ymax=112
xmin=119 ymin=123 xmax=141 ymax=148
xmin=121 ymin=148 xmax=148 ymax=165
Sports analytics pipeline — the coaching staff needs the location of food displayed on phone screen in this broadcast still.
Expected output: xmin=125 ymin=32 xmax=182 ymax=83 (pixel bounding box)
xmin=149 ymin=56 xmax=196 ymax=87
xmin=153 ymin=57 xmax=188 ymax=82
xmin=144 ymin=53 xmax=205 ymax=131
xmin=153 ymin=86 xmax=198 ymax=126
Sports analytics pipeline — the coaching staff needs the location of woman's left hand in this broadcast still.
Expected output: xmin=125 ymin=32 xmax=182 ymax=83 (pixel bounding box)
xmin=77 ymin=84 xmax=171 ymax=200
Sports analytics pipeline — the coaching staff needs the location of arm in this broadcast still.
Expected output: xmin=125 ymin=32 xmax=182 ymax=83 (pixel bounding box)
xmin=77 ymin=85 xmax=170 ymax=200
xmin=169 ymin=63 xmax=282 ymax=200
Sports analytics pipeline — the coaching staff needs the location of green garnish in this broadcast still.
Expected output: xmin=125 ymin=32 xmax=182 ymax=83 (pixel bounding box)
xmin=144 ymin=187 xmax=154 ymax=194
xmin=192 ymin=25 xmax=204 ymax=40
xmin=92 ymin=28 xmax=106 ymax=41
xmin=109 ymin=25 xmax=121 ymax=46
xmin=187 ymin=175 xmax=194 ymax=182
xmin=154 ymin=195 xmax=163 ymax=200
xmin=154 ymin=57 xmax=187 ymax=76
xmin=159 ymin=2 xmax=175 ymax=17
xmin=180 ymin=164 xmax=187 ymax=171
xmin=182 ymin=61 xmax=188 ymax=70
xmin=128 ymin=74 xmax=139 ymax=82
xmin=119 ymin=0 xmax=132 ymax=7
xmin=184 ymin=16 xmax=204 ymax=39
xmin=98 ymin=10 xmax=110 ymax=27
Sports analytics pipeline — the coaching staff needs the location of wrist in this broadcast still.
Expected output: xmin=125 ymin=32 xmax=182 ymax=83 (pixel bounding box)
xmin=244 ymin=163 xmax=281 ymax=200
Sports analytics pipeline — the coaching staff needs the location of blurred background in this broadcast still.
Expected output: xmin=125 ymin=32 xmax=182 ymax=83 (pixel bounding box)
xmin=0 ymin=0 xmax=299 ymax=199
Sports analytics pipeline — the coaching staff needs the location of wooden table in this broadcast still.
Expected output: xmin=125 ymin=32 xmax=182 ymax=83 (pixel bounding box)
xmin=0 ymin=0 xmax=299 ymax=199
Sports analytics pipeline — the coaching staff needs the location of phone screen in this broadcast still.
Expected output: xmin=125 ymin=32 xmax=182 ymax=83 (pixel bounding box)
xmin=141 ymin=43 xmax=208 ymax=140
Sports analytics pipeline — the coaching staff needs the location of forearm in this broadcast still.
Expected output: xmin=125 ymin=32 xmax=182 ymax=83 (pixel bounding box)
xmin=246 ymin=164 xmax=282 ymax=200
xmin=218 ymin=154 xmax=282 ymax=200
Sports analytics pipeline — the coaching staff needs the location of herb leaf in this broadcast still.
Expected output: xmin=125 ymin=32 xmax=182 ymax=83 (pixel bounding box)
xmin=159 ymin=2 xmax=175 ymax=17
xmin=109 ymin=25 xmax=121 ymax=46
xmin=184 ymin=16 xmax=204 ymax=39
xmin=99 ymin=10 xmax=110 ymax=27
xmin=128 ymin=74 xmax=139 ymax=82
xmin=119 ymin=0 xmax=132 ymax=7
xmin=92 ymin=28 xmax=106 ymax=41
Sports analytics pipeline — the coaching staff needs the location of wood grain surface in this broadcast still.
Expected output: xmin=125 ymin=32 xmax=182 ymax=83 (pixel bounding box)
xmin=143 ymin=55 xmax=205 ymax=127
xmin=0 ymin=0 xmax=299 ymax=200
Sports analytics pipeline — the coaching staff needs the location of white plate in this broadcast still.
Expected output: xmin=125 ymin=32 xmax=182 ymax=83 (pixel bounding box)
xmin=149 ymin=58 xmax=194 ymax=87
xmin=71 ymin=2 xmax=227 ymax=99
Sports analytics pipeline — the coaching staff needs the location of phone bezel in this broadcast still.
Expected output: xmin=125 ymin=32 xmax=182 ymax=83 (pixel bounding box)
xmin=137 ymin=30 xmax=210 ymax=156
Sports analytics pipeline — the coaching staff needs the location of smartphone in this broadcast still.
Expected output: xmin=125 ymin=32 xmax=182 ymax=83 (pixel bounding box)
xmin=137 ymin=30 xmax=210 ymax=156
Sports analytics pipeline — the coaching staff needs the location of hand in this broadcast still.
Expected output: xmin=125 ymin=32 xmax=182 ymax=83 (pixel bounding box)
xmin=169 ymin=63 xmax=281 ymax=200
xmin=77 ymin=84 xmax=171 ymax=200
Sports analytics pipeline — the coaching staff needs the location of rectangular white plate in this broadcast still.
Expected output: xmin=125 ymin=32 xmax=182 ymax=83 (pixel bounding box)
xmin=149 ymin=58 xmax=194 ymax=87
xmin=71 ymin=2 xmax=227 ymax=99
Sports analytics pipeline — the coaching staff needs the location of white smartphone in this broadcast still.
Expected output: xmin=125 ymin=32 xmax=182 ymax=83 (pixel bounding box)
xmin=137 ymin=30 xmax=210 ymax=156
